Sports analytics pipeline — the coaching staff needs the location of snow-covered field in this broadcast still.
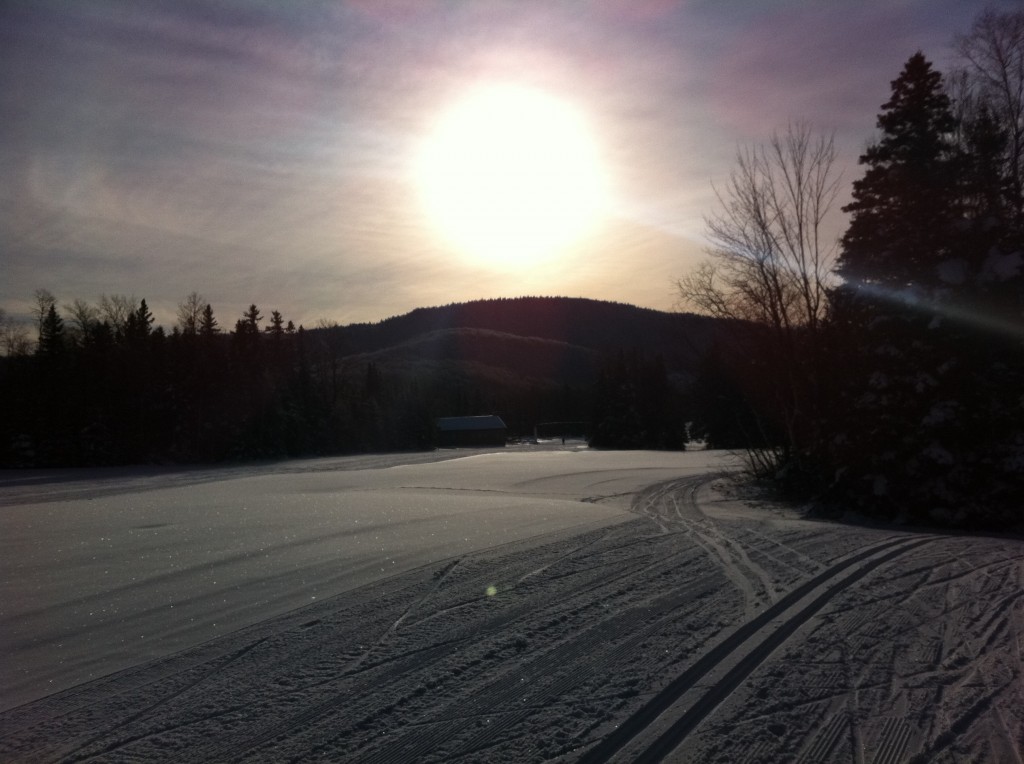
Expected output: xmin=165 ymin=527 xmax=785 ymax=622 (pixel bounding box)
xmin=1 ymin=448 xmax=1022 ymax=762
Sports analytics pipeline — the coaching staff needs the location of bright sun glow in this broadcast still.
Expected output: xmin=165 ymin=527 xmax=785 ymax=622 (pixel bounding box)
xmin=415 ymin=84 xmax=610 ymax=270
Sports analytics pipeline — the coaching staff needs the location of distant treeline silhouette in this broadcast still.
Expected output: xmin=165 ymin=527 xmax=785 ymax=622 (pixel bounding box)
xmin=0 ymin=296 xmax=698 ymax=467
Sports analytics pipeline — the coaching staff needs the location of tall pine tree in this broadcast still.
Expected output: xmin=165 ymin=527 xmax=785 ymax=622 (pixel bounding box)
xmin=839 ymin=52 xmax=961 ymax=291
xmin=826 ymin=53 xmax=961 ymax=521
xmin=827 ymin=51 xmax=1024 ymax=527
xmin=37 ymin=304 xmax=66 ymax=357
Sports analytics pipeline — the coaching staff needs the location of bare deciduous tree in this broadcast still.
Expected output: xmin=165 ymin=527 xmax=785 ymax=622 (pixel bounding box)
xmin=63 ymin=298 xmax=99 ymax=345
xmin=32 ymin=289 xmax=56 ymax=338
xmin=677 ymin=124 xmax=841 ymax=477
xmin=0 ymin=307 xmax=32 ymax=356
xmin=957 ymin=9 xmax=1024 ymax=218
xmin=678 ymin=124 xmax=840 ymax=334
xmin=177 ymin=291 xmax=205 ymax=336
xmin=98 ymin=294 xmax=136 ymax=333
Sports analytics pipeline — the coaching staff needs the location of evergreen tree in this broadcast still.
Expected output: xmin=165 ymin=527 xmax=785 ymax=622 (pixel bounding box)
xmin=687 ymin=343 xmax=779 ymax=451
xmin=266 ymin=310 xmax=284 ymax=335
xmin=37 ymin=304 xmax=65 ymax=357
xmin=590 ymin=351 xmax=685 ymax=450
xmin=242 ymin=304 xmax=262 ymax=334
xmin=960 ymin=102 xmax=1012 ymax=221
xmin=827 ymin=51 xmax=1024 ymax=526
xmin=827 ymin=53 xmax=963 ymax=520
xmin=839 ymin=52 xmax=961 ymax=291
xmin=123 ymin=298 xmax=154 ymax=346
xmin=199 ymin=304 xmax=219 ymax=336
xmin=31 ymin=303 xmax=72 ymax=463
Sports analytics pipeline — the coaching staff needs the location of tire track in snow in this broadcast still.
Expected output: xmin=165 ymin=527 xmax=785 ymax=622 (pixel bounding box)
xmin=576 ymin=534 xmax=935 ymax=763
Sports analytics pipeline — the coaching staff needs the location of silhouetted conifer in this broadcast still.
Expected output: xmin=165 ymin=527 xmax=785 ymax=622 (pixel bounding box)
xmin=199 ymin=304 xmax=219 ymax=336
xmin=37 ymin=304 xmax=65 ymax=357
xmin=267 ymin=310 xmax=284 ymax=336
xmin=840 ymin=52 xmax=961 ymax=290
xmin=825 ymin=50 xmax=1024 ymax=526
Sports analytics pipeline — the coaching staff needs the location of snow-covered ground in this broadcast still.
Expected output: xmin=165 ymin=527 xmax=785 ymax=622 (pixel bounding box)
xmin=1 ymin=448 xmax=1022 ymax=762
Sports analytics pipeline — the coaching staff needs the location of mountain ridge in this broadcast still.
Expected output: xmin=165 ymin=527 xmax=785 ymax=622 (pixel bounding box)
xmin=322 ymin=296 xmax=718 ymax=386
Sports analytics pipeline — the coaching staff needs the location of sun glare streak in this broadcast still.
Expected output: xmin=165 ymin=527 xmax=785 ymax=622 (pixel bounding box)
xmin=414 ymin=84 xmax=610 ymax=270
xmin=852 ymin=281 xmax=1024 ymax=339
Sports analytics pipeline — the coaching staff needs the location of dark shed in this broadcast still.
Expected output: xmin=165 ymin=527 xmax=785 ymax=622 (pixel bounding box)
xmin=436 ymin=415 xmax=507 ymax=447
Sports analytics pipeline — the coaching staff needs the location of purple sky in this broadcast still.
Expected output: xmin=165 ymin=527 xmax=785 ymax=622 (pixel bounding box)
xmin=1 ymin=0 xmax=1014 ymax=329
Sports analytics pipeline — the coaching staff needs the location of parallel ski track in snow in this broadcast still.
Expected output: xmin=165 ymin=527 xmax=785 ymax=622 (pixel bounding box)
xmin=575 ymin=503 xmax=936 ymax=763
xmin=358 ymin=567 xmax=718 ymax=764
xmin=307 ymin=476 xmax=926 ymax=764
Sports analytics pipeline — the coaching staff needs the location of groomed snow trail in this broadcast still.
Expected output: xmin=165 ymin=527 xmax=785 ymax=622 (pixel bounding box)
xmin=1 ymin=457 xmax=1022 ymax=763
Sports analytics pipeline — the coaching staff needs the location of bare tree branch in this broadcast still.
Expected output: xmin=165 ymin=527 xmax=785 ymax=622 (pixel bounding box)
xmin=679 ymin=123 xmax=840 ymax=335
xmin=676 ymin=123 xmax=842 ymax=476
xmin=98 ymin=294 xmax=136 ymax=333
xmin=957 ymin=9 xmax=1024 ymax=218
xmin=177 ymin=291 xmax=205 ymax=336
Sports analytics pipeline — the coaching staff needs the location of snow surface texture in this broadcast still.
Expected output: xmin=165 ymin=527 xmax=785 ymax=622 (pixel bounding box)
xmin=1 ymin=449 xmax=1022 ymax=762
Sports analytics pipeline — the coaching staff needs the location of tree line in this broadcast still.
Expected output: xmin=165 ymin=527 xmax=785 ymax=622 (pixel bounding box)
xmin=2 ymin=292 xmax=430 ymax=464
xmin=0 ymin=291 xmax=683 ymax=466
xmin=680 ymin=9 xmax=1024 ymax=528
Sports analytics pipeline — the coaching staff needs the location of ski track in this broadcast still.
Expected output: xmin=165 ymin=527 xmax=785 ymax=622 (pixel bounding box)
xmin=2 ymin=475 xmax=1022 ymax=763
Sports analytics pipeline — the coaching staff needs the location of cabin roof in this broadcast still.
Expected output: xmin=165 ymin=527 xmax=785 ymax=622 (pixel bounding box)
xmin=436 ymin=415 xmax=507 ymax=432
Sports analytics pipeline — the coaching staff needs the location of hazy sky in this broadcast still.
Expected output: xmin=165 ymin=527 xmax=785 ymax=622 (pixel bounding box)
xmin=1 ymin=0 xmax=1015 ymax=329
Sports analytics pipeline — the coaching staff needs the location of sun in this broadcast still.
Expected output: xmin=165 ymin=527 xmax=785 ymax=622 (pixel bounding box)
xmin=414 ymin=83 xmax=610 ymax=270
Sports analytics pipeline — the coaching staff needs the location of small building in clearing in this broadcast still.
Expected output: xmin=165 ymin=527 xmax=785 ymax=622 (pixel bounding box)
xmin=435 ymin=415 xmax=507 ymax=448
